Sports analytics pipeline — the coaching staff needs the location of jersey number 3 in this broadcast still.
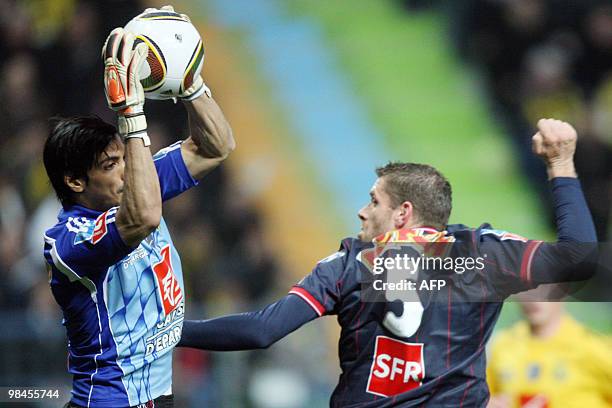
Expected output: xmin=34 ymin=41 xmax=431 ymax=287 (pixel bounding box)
xmin=383 ymin=273 xmax=424 ymax=338
xmin=384 ymin=301 xmax=424 ymax=338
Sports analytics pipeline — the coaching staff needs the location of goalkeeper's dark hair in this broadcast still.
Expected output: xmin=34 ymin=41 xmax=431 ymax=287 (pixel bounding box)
xmin=376 ymin=162 xmax=452 ymax=229
xmin=44 ymin=116 xmax=119 ymax=207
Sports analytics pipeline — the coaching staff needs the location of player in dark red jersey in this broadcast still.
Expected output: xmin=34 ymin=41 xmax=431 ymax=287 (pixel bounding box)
xmin=178 ymin=119 xmax=597 ymax=407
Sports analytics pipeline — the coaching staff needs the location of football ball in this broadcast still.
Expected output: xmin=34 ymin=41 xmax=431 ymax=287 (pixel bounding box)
xmin=124 ymin=10 xmax=204 ymax=100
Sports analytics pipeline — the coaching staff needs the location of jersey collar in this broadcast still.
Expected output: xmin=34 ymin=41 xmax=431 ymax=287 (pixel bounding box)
xmin=373 ymin=227 xmax=450 ymax=244
xmin=59 ymin=204 xmax=105 ymax=220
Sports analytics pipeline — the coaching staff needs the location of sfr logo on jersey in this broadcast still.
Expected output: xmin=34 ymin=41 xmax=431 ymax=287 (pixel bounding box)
xmin=153 ymin=245 xmax=183 ymax=316
xmin=366 ymin=336 xmax=425 ymax=397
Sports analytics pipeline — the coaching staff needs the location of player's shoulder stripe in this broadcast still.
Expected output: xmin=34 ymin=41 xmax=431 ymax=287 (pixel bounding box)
xmin=59 ymin=207 xmax=120 ymax=245
xmin=317 ymin=250 xmax=345 ymax=265
xmin=153 ymin=141 xmax=183 ymax=160
xmin=480 ymin=228 xmax=529 ymax=242
xmin=289 ymin=286 xmax=325 ymax=316
xmin=519 ymin=240 xmax=542 ymax=282
xmin=62 ymin=207 xmax=118 ymax=231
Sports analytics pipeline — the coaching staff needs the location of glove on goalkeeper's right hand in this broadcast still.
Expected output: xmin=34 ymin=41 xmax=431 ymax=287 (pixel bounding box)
xmin=180 ymin=75 xmax=211 ymax=101
xmin=102 ymin=28 xmax=149 ymax=142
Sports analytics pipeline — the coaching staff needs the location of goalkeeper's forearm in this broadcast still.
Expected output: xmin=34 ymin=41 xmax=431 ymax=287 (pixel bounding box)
xmin=116 ymin=135 xmax=161 ymax=247
xmin=178 ymin=295 xmax=317 ymax=351
xmin=184 ymin=93 xmax=235 ymax=160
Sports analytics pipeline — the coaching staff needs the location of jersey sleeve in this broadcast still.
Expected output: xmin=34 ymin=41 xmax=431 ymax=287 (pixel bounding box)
xmin=528 ymin=178 xmax=598 ymax=285
xmin=479 ymin=178 xmax=597 ymax=297
xmin=178 ymin=295 xmax=318 ymax=351
xmin=154 ymin=141 xmax=199 ymax=202
xmin=478 ymin=230 xmax=542 ymax=297
xmin=44 ymin=207 xmax=134 ymax=279
xmin=480 ymin=232 xmax=597 ymax=297
xmin=289 ymin=248 xmax=348 ymax=316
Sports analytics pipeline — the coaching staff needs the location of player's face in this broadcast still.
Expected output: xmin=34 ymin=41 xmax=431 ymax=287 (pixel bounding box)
xmin=77 ymin=137 xmax=126 ymax=211
xmin=520 ymin=302 xmax=564 ymax=327
xmin=357 ymin=178 xmax=399 ymax=242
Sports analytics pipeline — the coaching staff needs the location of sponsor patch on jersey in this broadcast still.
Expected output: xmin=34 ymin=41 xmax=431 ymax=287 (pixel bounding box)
xmin=481 ymin=229 xmax=528 ymax=242
xmin=366 ymin=336 xmax=425 ymax=397
xmin=146 ymin=300 xmax=184 ymax=355
xmin=153 ymin=244 xmax=183 ymax=316
xmin=91 ymin=210 xmax=110 ymax=244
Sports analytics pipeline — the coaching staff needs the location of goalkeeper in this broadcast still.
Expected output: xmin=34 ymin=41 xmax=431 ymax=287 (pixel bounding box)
xmin=42 ymin=7 xmax=234 ymax=408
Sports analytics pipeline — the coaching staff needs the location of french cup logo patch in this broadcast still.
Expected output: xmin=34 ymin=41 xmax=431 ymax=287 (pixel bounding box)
xmin=91 ymin=210 xmax=110 ymax=244
xmin=366 ymin=336 xmax=425 ymax=397
xmin=153 ymin=244 xmax=183 ymax=316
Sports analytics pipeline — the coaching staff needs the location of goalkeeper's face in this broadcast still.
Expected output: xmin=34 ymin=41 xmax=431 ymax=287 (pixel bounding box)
xmin=357 ymin=178 xmax=400 ymax=242
xmin=76 ymin=137 xmax=125 ymax=211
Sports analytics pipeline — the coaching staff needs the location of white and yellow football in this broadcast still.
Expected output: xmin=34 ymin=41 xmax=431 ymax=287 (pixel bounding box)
xmin=124 ymin=9 xmax=204 ymax=100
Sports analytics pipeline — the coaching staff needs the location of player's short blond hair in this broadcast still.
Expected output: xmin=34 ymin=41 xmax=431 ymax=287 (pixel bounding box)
xmin=376 ymin=162 xmax=452 ymax=229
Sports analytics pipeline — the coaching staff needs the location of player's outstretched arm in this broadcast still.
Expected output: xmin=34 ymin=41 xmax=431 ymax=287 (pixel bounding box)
xmin=102 ymin=28 xmax=161 ymax=247
xmin=180 ymin=88 xmax=235 ymax=180
xmin=178 ymin=295 xmax=317 ymax=351
xmin=529 ymin=119 xmax=597 ymax=284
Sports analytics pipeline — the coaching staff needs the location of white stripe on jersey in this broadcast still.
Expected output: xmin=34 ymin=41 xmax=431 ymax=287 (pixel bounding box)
xmin=87 ymin=288 xmax=104 ymax=408
xmin=102 ymin=272 xmax=130 ymax=405
xmin=45 ymin=235 xmax=97 ymax=296
xmin=153 ymin=141 xmax=183 ymax=161
xmin=45 ymin=236 xmax=105 ymax=408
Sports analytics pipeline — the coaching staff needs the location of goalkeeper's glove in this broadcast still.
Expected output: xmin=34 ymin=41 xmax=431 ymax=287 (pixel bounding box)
xmin=102 ymin=27 xmax=150 ymax=145
xmin=180 ymin=75 xmax=211 ymax=101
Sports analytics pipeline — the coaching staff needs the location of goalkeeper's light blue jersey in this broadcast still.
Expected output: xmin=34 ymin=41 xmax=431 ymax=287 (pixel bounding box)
xmin=43 ymin=142 xmax=196 ymax=408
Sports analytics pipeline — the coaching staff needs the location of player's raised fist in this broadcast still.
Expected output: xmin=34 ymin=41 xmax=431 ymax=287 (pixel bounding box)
xmin=532 ymin=118 xmax=578 ymax=179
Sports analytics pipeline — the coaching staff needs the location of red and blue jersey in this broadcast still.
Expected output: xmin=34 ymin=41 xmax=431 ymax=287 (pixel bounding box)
xmin=290 ymin=211 xmax=594 ymax=407
xmin=178 ymin=178 xmax=596 ymax=407
xmin=43 ymin=142 xmax=196 ymax=408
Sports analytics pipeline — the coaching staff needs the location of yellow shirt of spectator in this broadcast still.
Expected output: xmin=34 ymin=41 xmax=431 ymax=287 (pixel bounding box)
xmin=487 ymin=315 xmax=612 ymax=408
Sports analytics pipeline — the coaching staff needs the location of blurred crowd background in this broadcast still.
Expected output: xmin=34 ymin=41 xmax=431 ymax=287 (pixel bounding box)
xmin=449 ymin=0 xmax=612 ymax=240
xmin=0 ymin=0 xmax=610 ymax=407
